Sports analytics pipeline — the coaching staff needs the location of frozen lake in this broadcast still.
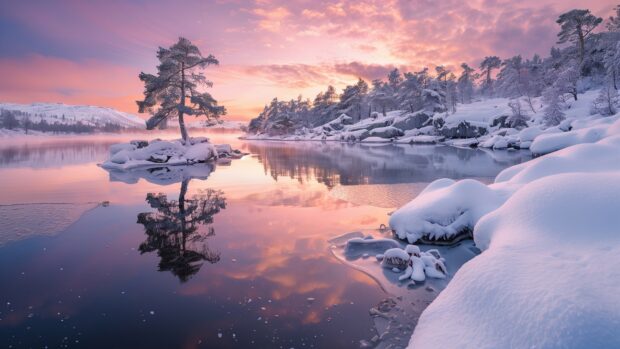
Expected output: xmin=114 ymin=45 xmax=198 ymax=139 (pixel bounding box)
xmin=0 ymin=131 xmax=531 ymax=348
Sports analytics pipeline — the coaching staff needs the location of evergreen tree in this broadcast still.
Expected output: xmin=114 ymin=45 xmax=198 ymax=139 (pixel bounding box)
xmin=1 ymin=110 xmax=19 ymax=129
xmin=457 ymin=63 xmax=475 ymax=104
xmin=337 ymin=78 xmax=369 ymax=122
xmin=387 ymin=68 xmax=403 ymax=89
xmin=479 ymin=56 xmax=501 ymax=96
xmin=556 ymin=9 xmax=602 ymax=64
xmin=137 ymin=37 xmax=226 ymax=142
xmin=606 ymin=4 xmax=620 ymax=31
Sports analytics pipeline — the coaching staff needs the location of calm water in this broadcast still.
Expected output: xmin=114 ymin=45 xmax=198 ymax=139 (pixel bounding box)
xmin=0 ymin=132 xmax=531 ymax=348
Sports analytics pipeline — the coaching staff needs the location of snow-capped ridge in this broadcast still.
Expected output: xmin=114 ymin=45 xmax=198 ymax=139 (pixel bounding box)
xmin=0 ymin=102 xmax=146 ymax=128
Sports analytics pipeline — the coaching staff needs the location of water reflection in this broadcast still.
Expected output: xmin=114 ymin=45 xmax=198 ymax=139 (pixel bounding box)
xmin=0 ymin=140 xmax=113 ymax=167
xmin=137 ymin=179 xmax=226 ymax=282
xmin=0 ymin=135 xmax=534 ymax=348
xmin=106 ymin=163 xmax=215 ymax=185
xmin=244 ymin=141 xmax=531 ymax=187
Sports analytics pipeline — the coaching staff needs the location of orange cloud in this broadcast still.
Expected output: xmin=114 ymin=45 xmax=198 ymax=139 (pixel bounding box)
xmin=0 ymin=55 xmax=142 ymax=114
xmin=1 ymin=0 xmax=616 ymax=122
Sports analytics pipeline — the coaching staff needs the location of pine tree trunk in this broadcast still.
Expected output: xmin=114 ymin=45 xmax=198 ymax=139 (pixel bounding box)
xmin=179 ymin=62 xmax=190 ymax=143
xmin=578 ymin=28 xmax=585 ymax=64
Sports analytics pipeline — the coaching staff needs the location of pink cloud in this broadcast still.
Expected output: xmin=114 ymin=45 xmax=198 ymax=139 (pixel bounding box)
xmin=1 ymin=0 xmax=617 ymax=121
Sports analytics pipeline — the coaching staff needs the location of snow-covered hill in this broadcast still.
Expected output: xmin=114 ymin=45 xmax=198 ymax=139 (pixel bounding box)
xmin=0 ymin=102 xmax=145 ymax=129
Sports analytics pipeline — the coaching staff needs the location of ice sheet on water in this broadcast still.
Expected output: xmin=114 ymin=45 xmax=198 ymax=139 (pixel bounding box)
xmin=0 ymin=202 xmax=98 ymax=245
xmin=329 ymin=230 xmax=479 ymax=349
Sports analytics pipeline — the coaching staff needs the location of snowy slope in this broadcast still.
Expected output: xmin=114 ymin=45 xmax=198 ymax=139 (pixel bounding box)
xmin=0 ymin=102 xmax=145 ymax=128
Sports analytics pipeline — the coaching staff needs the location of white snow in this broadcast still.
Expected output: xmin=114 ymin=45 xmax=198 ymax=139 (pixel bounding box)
xmin=0 ymin=102 xmax=145 ymax=128
xmin=388 ymin=107 xmax=620 ymax=347
xmin=530 ymin=114 xmax=620 ymax=155
xmin=244 ymin=89 xmax=618 ymax=154
xmin=345 ymin=238 xmax=449 ymax=283
xmin=389 ymin=178 xmax=509 ymax=243
xmin=410 ymin=171 xmax=620 ymax=349
xmin=101 ymin=138 xmax=235 ymax=171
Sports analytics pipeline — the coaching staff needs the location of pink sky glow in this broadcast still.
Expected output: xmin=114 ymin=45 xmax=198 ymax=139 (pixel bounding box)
xmin=0 ymin=0 xmax=616 ymax=120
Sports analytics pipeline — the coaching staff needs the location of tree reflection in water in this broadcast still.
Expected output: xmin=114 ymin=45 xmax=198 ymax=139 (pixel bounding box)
xmin=137 ymin=179 xmax=226 ymax=282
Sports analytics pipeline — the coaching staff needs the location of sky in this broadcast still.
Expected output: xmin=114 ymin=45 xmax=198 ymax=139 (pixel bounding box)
xmin=0 ymin=0 xmax=616 ymax=121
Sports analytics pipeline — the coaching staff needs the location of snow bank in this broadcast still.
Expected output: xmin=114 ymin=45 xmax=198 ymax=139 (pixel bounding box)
xmin=530 ymin=115 xmax=620 ymax=155
xmin=390 ymin=134 xmax=620 ymax=244
xmin=245 ymin=89 xmax=618 ymax=153
xmin=101 ymin=138 xmax=239 ymax=171
xmin=390 ymin=119 xmax=620 ymax=347
xmin=410 ymin=172 xmax=620 ymax=349
xmin=389 ymin=179 xmax=509 ymax=244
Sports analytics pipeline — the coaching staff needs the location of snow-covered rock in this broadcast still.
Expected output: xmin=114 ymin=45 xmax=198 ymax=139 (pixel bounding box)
xmin=101 ymin=138 xmax=239 ymax=171
xmin=392 ymin=111 xmax=431 ymax=130
xmin=245 ymin=89 xmax=618 ymax=153
xmin=369 ymin=125 xmax=404 ymax=139
xmin=438 ymin=121 xmax=487 ymax=139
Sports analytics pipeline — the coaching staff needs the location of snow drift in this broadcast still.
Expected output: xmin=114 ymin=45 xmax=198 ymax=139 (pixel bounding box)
xmin=409 ymin=171 xmax=620 ymax=349
xmin=390 ymin=130 xmax=620 ymax=244
xmin=389 ymin=124 xmax=620 ymax=347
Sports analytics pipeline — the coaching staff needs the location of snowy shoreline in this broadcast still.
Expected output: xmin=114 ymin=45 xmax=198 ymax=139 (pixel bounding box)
xmin=244 ymin=90 xmax=611 ymax=156
xmin=384 ymin=112 xmax=620 ymax=347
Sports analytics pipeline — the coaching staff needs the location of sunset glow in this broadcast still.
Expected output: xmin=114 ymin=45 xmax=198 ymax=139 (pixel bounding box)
xmin=0 ymin=0 xmax=615 ymax=120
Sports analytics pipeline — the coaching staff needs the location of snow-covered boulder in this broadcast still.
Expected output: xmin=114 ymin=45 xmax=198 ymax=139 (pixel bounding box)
xmin=340 ymin=129 xmax=370 ymax=142
xmin=347 ymin=118 xmax=394 ymax=132
xmin=438 ymin=121 xmax=488 ymax=139
xmin=392 ymin=111 xmax=432 ymax=131
xmin=369 ymin=126 xmax=405 ymax=139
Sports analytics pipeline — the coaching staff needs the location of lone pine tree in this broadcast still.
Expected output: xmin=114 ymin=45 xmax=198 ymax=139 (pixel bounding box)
xmin=137 ymin=37 xmax=226 ymax=142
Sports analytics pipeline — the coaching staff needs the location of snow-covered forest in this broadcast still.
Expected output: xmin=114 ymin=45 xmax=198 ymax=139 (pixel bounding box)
xmin=248 ymin=7 xmax=620 ymax=148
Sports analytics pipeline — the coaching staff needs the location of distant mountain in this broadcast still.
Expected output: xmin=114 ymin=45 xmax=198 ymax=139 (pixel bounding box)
xmin=0 ymin=102 xmax=145 ymax=129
